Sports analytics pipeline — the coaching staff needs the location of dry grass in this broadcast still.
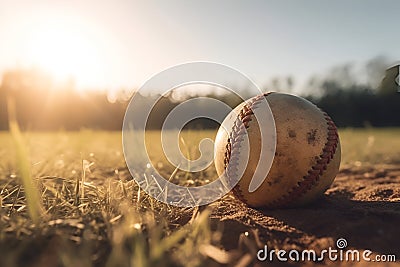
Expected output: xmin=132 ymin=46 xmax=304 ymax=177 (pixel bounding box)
xmin=0 ymin=130 xmax=220 ymax=267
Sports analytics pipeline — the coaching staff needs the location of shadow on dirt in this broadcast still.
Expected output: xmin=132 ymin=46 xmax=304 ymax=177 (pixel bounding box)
xmin=262 ymin=195 xmax=400 ymax=256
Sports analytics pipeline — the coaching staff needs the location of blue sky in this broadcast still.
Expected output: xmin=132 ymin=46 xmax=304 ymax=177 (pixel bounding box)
xmin=0 ymin=0 xmax=399 ymax=93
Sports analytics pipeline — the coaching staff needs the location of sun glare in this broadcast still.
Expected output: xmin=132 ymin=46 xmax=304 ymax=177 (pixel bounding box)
xmin=25 ymin=16 xmax=105 ymax=90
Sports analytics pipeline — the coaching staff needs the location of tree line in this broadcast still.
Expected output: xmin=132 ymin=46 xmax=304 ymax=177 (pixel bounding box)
xmin=0 ymin=63 xmax=399 ymax=131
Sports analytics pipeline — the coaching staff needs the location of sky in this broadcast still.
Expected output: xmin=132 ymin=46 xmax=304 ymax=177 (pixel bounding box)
xmin=0 ymin=0 xmax=399 ymax=93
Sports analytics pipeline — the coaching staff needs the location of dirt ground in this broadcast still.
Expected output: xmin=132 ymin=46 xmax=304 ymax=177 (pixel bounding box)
xmin=207 ymin=164 xmax=400 ymax=266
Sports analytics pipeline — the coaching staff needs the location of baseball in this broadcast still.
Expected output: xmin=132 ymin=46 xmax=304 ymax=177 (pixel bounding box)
xmin=214 ymin=92 xmax=341 ymax=208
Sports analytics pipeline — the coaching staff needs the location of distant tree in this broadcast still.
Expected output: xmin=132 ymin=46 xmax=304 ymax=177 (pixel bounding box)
xmin=269 ymin=76 xmax=294 ymax=93
xmin=287 ymin=76 xmax=294 ymax=92
xmin=365 ymin=55 xmax=388 ymax=89
xmin=304 ymin=58 xmax=399 ymax=127
xmin=271 ymin=77 xmax=280 ymax=92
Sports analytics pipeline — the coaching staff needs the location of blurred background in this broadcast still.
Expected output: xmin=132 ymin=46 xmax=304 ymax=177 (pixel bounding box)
xmin=0 ymin=0 xmax=399 ymax=130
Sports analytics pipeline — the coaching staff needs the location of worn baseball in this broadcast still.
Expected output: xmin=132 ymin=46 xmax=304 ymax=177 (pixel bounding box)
xmin=214 ymin=92 xmax=341 ymax=208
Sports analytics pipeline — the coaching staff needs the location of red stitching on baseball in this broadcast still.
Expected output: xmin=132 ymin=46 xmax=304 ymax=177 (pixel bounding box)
xmin=267 ymin=112 xmax=338 ymax=208
xmin=223 ymin=93 xmax=274 ymax=203
xmin=223 ymin=94 xmax=339 ymax=208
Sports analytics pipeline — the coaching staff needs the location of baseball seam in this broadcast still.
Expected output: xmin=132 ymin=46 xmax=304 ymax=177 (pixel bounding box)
xmin=223 ymin=93 xmax=339 ymax=208
xmin=224 ymin=93 xmax=273 ymax=204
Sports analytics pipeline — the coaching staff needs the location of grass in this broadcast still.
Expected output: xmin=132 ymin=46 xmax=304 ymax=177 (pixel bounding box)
xmin=6 ymin=96 xmax=43 ymax=224
xmin=339 ymin=128 xmax=400 ymax=165
xmin=0 ymin=128 xmax=399 ymax=266
xmin=0 ymin=130 xmax=221 ymax=267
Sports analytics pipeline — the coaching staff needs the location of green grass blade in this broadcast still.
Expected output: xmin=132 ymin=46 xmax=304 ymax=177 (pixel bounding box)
xmin=7 ymin=95 xmax=43 ymax=224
